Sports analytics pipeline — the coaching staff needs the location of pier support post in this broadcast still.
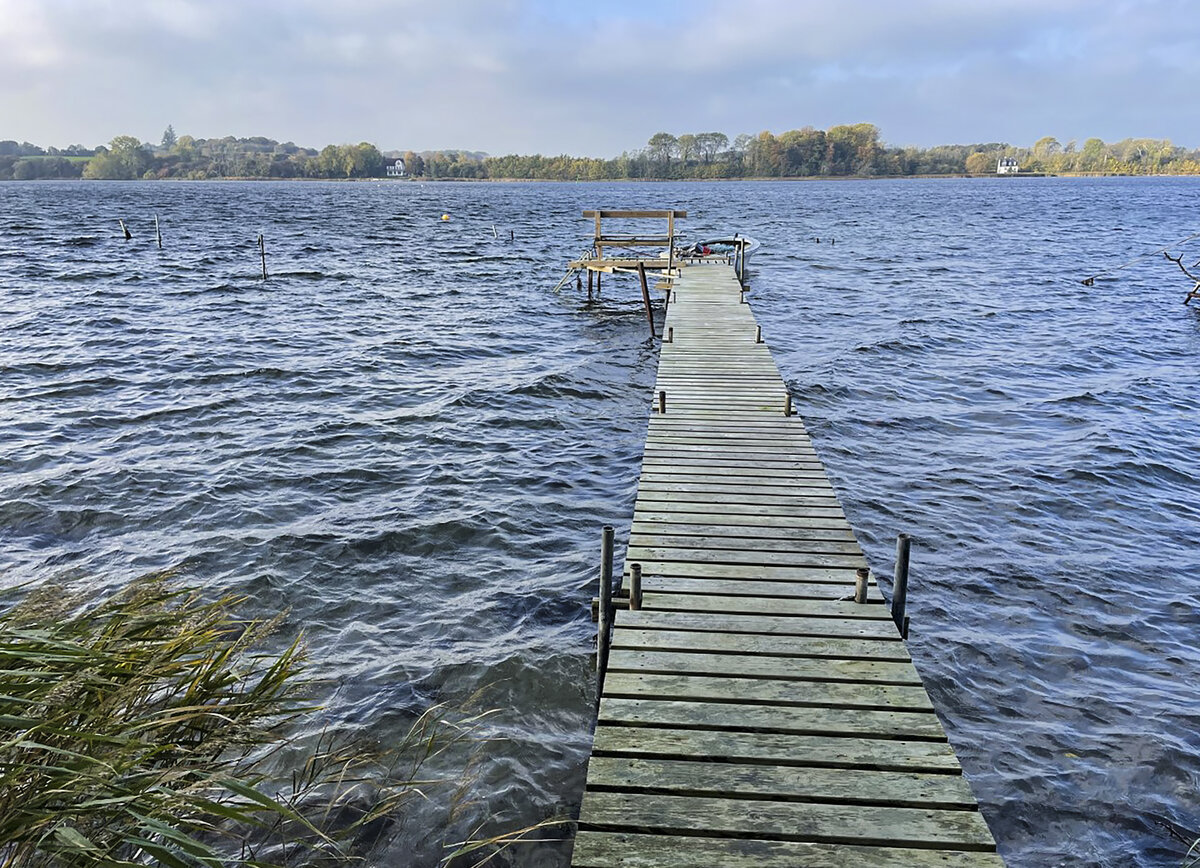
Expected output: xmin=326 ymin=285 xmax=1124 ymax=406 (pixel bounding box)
xmin=854 ymin=567 xmax=869 ymax=604
xmin=892 ymin=534 xmax=910 ymax=638
xmin=637 ymin=262 xmax=657 ymax=338
xmin=587 ymin=268 xmax=593 ymax=301
xmin=629 ymin=563 xmax=643 ymax=610
xmin=597 ymin=525 xmax=615 ymax=681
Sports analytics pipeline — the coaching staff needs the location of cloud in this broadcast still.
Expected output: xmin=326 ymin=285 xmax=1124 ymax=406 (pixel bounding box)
xmin=0 ymin=0 xmax=1197 ymax=154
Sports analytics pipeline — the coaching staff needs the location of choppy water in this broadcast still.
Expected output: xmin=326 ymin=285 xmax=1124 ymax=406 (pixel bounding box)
xmin=1 ymin=178 xmax=1199 ymax=866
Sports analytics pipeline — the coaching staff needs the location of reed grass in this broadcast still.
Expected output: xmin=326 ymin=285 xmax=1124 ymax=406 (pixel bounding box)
xmin=0 ymin=572 xmax=508 ymax=867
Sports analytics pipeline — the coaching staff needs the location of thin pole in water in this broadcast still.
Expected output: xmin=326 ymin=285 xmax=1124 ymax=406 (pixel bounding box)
xmin=154 ymin=214 xmax=162 ymax=249
xmin=892 ymin=534 xmax=911 ymax=638
xmin=258 ymin=234 xmax=267 ymax=280
xmin=119 ymin=219 xmax=131 ymax=240
xmin=597 ymin=526 xmax=615 ymax=686
xmin=637 ymin=262 xmax=656 ymax=338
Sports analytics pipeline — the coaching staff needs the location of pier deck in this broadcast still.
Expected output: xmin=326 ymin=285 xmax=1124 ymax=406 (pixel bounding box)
xmin=571 ymin=265 xmax=1002 ymax=866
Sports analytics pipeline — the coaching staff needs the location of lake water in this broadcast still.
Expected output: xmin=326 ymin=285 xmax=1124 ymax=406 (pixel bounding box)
xmin=1 ymin=177 xmax=1198 ymax=866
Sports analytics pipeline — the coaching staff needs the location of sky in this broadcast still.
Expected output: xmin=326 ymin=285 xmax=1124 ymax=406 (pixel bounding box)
xmin=2 ymin=0 xmax=1198 ymax=156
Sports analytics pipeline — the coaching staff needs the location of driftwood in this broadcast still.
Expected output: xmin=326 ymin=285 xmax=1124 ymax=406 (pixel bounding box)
xmin=1164 ymin=251 xmax=1200 ymax=304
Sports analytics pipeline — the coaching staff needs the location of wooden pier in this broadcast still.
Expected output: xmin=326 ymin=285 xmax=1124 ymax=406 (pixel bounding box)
xmin=571 ymin=263 xmax=1002 ymax=866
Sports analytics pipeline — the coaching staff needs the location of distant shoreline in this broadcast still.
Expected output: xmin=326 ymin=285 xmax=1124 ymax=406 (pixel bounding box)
xmin=7 ymin=171 xmax=1196 ymax=183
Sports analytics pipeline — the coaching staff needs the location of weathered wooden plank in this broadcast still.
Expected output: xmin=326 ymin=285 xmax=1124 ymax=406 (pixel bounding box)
xmin=626 ymin=546 xmax=867 ymax=569
xmin=629 ymin=521 xmax=857 ymax=541
xmin=606 ymin=649 xmax=922 ymax=685
xmin=632 ymin=502 xmax=847 ymax=521
xmin=622 ymin=562 xmax=866 ymax=582
xmin=608 ymin=628 xmax=910 ymax=661
xmin=635 ymin=575 xmax=869 ymax=600
xmin=613 ymin=610 xmax=901 ymax=639
xmin=579 ymin=792 xmax=995 ymax=850
xmin=590 ymin=725 xmax=955 ymax=769
xmin=597 ymin=698 xmax=941 ymax=739
xmin=628 ymin=533 xmax=860 ymax=554
xmin=601 ymin=671 xmax=935 ymax=712
xmin=639 ymin=592 xmax=886 ymax=617
xmin=636 ymin=480 xmax=836 ymax=497
xmin=571 ymin=832 xmax=1005 ymax=867
xmin=631 ymin=510 xmax=852 ymax=529
xmin=584 ymin=756 xmax=981 ymax=810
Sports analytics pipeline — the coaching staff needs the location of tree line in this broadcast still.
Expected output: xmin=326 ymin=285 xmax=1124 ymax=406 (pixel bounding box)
xmin=3 ymin=125 xmax=1200 ymax=181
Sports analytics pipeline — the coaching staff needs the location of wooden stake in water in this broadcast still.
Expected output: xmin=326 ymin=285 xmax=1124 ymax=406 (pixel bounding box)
xmin=492 ymin=225 xmax=498 ymax=239
xmin=892 ymin=533 xmax=911 ymax=638
xmin=258 ymin=234 xmax=267 ymax=280
xmin=597 ymin=525 xmax=615 ymax=682
xmin=154 ymin=214 xmax=162 ymax=249
xmin=119 ymin=219 xmax=131 ymax=240
xmin=637 ymin=262 xmax=656 ymax=338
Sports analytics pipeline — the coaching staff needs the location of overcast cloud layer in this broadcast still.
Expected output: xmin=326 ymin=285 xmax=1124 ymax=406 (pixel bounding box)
xmin=2 ymin=0 xmax=1197 ymax=155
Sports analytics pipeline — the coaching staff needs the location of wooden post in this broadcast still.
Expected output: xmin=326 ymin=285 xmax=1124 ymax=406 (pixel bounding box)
xmin=658 ymin=390 xmax=666 ymax=415
xmin=666 ymin=326 xmax=673 ymax=343
xmin=637 ymin=262 xmax=656 ymax=338
xmin=892 ymin=534 xmax=910 ymax=638
xmin=629 ymin=563 xmax=643 ymax=610
xmin=755 ymin=325 xmax=762 ymax=343
xmin=154 ymin=214 xmax=162 ymax=249
xmin=597 ymin=525 xmax=615 ymax=678
xmin=785 ymin=393 xmax=792 ymax=417
xmin=667 ymin=211 xmax=675 ymax=273
xmin=587 ymin=268 xmax=593 ymax=301
xmin=737 ymin=237 xmax=745 ymax=283
xmin=596 ymin=270 xmax=601 ymax=295
xmin=492 ymin=225 xmax=498 ymax=239
xmin=854 ymin=567 xmax=869 ymax=604
xmin=258 ymin=234 xmax=267 ymax=280
xmin=119 ymin=219 xmax=131 ymax=240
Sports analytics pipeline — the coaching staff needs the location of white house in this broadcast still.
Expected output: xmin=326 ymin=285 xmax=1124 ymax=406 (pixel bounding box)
xmin=385 ymin=159 xmax=406 ymax=177
xmin=997 ymin=157 xmax=1020 ymax=175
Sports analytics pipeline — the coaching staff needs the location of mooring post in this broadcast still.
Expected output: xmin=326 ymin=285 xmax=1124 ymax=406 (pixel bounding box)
xmin=737 ymin=237 xmax=746 ymax=283
xmin=119 ymin=218 xmax=131 ymax=240
xmin=667 ymin=326 xmax=673 ymax=343
xmin=658 ymin=390 xmax=666 ymax=415
xmin=785 ymin=393 xmax=792 ymax=417
xmin=258 ymin=234 xmax=267 ymax=280
xmin=597 ymin=525 xmax=615 ymax=679
xmin=892 ymin=533 xmax=911 ymax=638
xmin=629 ymin=563 xmax=643 ymax=610
xmin=854 ymin=567 xmax=869 ymax=604
xmin=154 ymin=214 xmax=162 ymax=249
xmin=755 ymin=325 xmax=762 ymax=343
xmin=637 ymin=262 xmax=657 ymax=338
